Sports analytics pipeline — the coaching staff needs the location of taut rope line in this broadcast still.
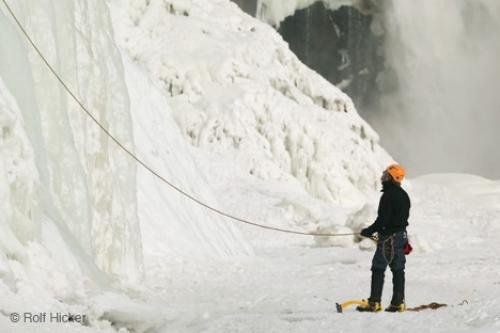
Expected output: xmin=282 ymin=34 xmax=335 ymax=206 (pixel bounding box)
xmin=1 ymin=0 xmax=358 ymax=237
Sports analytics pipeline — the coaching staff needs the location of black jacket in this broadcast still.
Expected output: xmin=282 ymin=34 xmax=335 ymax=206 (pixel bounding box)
xmin=365 ymin=181 xmax=411 ymax=235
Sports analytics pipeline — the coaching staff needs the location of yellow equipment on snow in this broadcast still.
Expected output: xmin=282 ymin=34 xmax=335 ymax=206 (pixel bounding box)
xmin=335 ymin=299 xmax=369 ymax=313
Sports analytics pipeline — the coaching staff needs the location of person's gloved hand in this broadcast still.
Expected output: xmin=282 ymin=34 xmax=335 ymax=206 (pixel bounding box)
xmin=360 ymin=227 xmax=373 ymax=238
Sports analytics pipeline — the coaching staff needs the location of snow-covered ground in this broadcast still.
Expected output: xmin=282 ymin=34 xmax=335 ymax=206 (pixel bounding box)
xmin=2 ymin=173 xmax=499 ymax=332
xmin=119 ymin=173 xmax=500 ymax=332
xmin=1 ymin=0 xmax=499 ymax=332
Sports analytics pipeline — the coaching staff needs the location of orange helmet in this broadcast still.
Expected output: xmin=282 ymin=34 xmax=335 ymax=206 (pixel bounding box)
xmin=386 ymin=164 xmax=405 ymax=183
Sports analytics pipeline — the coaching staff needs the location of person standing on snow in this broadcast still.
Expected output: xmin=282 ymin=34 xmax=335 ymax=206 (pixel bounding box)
xmin=357 ymin=164 xmax=411 ymax=313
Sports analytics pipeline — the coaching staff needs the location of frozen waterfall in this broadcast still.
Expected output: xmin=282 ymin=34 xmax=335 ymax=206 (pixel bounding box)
xmin=0 ymin=0 xmax=142 ymax=287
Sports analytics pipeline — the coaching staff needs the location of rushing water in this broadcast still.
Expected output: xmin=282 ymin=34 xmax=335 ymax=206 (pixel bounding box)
xmin=375 ymin=0 xmax=500 ymax=178
xmin=231 ymin=0 xmax=257 ymax=15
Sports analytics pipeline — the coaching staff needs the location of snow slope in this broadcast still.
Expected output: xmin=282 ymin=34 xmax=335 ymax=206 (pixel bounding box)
xmin=108 ymin=0 xmax=391 ymax=217
xmin=123 ymin=55 xmax=251 ymax=259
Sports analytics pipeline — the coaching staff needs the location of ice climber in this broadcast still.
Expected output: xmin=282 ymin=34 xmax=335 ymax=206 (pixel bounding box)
xmin=357 ymin=164 xmax=411 ymax=313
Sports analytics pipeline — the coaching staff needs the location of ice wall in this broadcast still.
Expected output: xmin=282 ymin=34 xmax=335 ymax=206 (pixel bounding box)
xmin=0 ymin=0 xmax=142 ymax=290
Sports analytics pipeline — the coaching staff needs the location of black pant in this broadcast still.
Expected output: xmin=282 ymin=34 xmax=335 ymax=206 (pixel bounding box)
xmin=369 ymin=231 xmax=406 ymax=304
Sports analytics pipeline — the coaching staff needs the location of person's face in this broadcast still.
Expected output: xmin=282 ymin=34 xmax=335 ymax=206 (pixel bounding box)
xmin=381 ymin=170 xmax=391 ymax=183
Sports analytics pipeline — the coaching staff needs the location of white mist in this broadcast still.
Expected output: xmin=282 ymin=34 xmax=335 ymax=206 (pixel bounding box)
xmin=373 ymin=0 xmax=500 ymax=178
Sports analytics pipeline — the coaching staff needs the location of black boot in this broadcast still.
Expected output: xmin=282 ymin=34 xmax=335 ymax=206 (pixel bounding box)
xmin=356 ymin=300 xmax=382 ymax=312
xmin=385 ymin=303 xmax=406 ymax=312
xmin=369 ymin=269 xmax=385 ymax=303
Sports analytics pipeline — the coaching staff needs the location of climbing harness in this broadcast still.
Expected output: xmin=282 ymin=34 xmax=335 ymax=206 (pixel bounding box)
xmin=374 ymin=231 xmax=412 ymax=265
xmin=381 ymin=235 xmax=395 ymax=265
xmin=0 ymin=0 xmax=359 ymax=238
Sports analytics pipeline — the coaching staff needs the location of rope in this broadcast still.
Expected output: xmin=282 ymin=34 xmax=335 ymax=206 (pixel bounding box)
xmin=406 ymin=302 xmax=447 ymax=312
xmin=1 ymin=0 xmax=358 ymax=238
xmin=381 ymin=236 xmax=395 ymax=265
